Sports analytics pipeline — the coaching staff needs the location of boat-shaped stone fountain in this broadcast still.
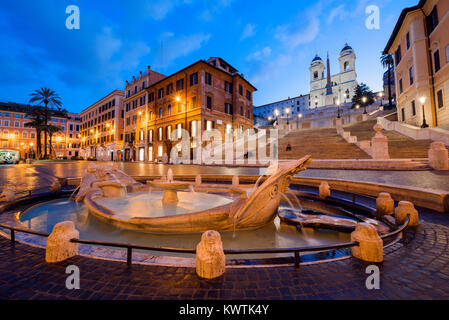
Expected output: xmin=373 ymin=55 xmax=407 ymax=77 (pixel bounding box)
xmin=74 ymin=157 xmax=311 ymax=234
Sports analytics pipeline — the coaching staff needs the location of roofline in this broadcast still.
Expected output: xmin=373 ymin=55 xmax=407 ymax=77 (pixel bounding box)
xmin=143 ymin=59 xmax=258 ymax=92
xmin=383 ymin=0 xmax=427 ymax=54
xmin=81 ymin=89 xmax=125 ymax=114
xmin=254 ymin=94 xmax=310 ymax=109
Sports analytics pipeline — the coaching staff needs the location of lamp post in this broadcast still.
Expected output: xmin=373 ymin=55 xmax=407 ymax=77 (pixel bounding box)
xmin=420 ymin=96 xmax=429 ymax=128
xmin=274 ymin=109 xmax=280 ymax=124
xmin=362 ymin=96 xmax=368 ymax=114
xmin=285 ymin=107 xmax=290 ymax=126
xmin=336 ymin=100 xmax=341 ymax=119
xmin=297 ymin=113 xmax=303 ymax=129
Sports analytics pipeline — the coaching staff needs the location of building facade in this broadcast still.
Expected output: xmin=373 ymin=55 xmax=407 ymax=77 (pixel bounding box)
xmin=0 ymin=102 xmax=81 ymax=160
xmin=79 ymin=90 xmax=125 ymax=161
xmin=309 ymin=44 xmax=358 ymax=109
xmin=384 ymin=0 xmax=449 ymax=127
xmin=253 ymin=95 xmax=310 ymax=125
xmin=122 ymin=57 xmax=256 ymax=163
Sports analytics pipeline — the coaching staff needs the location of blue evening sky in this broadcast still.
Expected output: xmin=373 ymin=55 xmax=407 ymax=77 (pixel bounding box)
xmin=0 ymin=0 xmax=417 ymax=113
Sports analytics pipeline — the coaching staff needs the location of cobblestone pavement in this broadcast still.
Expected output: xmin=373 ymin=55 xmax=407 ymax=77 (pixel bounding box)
xmin=1 ymin=162 xmax=449 ymax=194
xmin=0 ymin=214 xmax=448 ymax=300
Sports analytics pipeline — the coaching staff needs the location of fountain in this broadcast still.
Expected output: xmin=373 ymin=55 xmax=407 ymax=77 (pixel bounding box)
xmin=147 ymin=168 xmax=191 ymax=204
xmin=73 ymin=157 xmax=311 ymax=234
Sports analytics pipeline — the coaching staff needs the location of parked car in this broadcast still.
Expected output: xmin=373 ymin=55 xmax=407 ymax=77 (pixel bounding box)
xmin=87 ymin=156 xmax=97 ymax=161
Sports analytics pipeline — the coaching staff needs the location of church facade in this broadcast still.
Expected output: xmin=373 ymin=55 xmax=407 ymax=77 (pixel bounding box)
xmin=309 ymin=44 xmax=358 ymax=109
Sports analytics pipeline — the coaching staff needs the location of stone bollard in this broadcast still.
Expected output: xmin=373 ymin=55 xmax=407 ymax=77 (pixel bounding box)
xmin=0 ymin=188 xmax=15 ymax=202
xmin=195 ymin=175 xmax=202 ymax=186
xmin=50 ymin=181 xmax=61 ymax=193
xmin=232 ymin=176 xmax=239 ymax=187
xmin=351 ymin=223 xmax=383 ymax=263
xmin=319 ymin=181 xmax=331 ymax=199
xmin=428 ymin=141 xmax=449 ymax=171
xmin=46 ymin=221 xmax=79 ymax=263
xmin=395 ymin=201 xmax=419 ymax=227
xmin=371 ymin=124 xmax=390 ymax=160
xmin=376 ymin=192 xmax=394 ymax=216
xmin=196 ymin=231 xmax=226 ymax=279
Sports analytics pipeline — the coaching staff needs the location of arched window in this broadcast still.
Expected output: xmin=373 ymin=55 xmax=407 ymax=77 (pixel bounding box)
xmin=159 ymin=108 xmax=163 ymax=118
xmin=168 ymin=104 xmax=172 ymax=116
xmin=314 ymin=71 xmax=318 ymax=79
xmin=344 ymin=61 xmax=349 ymax=71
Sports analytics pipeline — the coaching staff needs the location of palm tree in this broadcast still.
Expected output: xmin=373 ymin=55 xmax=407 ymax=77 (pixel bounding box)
xmin=29 ymin=88 xmax=62 ymax=159
xmin=24 ymin=107 xmax=46 ymax=159
xmin=46 ymin=125 xmax=62 ymax=159
xmin=380 ymin=53 xmax=394 ymax=109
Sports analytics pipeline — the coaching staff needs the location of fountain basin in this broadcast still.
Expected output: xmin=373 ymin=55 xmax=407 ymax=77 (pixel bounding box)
xmin=147 ymin=180 xmax=191 ymax=204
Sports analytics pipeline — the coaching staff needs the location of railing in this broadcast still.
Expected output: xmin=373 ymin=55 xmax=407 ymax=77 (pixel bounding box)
xmin=0 ymin=217 xmax=410 ymax=269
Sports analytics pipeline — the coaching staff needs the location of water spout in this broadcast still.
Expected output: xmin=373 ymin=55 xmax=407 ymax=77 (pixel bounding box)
xmin=167 ymin=169 xmax=174 ymax=183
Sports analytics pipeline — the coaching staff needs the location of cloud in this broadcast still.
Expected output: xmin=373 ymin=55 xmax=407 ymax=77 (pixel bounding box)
xmin=275 ymin=16 xmax=320 ymax=50
xmin=156 ymin=32 xmax=211 ymax=67
xmin=327 ymin=4 xmax=346 ymax=24
xmin=145 ymin=0 xmax=194 ymax=20
xmin=246 ymin=47 xmax=271 ymax=61
xmin=241 ymin=24 xmax=257 ymax=40
xmin=247 ymin=54 xmax=292 ymax=84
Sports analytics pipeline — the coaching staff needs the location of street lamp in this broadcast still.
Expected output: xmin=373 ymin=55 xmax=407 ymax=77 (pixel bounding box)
xmin=420 ymin=96 xmax=429 ymax=128
xmin=336 ymin=100 xmax=341 ymax=118
xmin=297 ymin=113 xmax=303 ymax=128
xmin=362 ymin=96 xmax=368 ymax=114
xmin=274 ymin=109 xmax=280 ymax=123
xmin=285 ymin=107 xmax=290 ymax=125
xmin=355 ymin=104 xmax=360 ymax=110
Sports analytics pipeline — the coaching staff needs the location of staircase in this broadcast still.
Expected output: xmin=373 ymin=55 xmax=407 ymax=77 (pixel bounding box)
xmin=346 ymin=120 xmax=438 ymax=159
xmin=279 ymin=128 xmax=371 ymax=160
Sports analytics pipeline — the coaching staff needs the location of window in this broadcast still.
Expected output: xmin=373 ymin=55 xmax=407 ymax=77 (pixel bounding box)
xmin=225 ymin=81 xmax=233 ymax=93
xmin=158 ymin=145 xmax=163 ymax=157
xmin=177 ymin=123 xmax=182 ymax=139
xmin=168 ymin=104 xmax=172 ymax=116
xmin=167 ymin=126 xmax=172 ymax=140
xmin=159 ymin=108 xmax=163 ymax=118
xmin=149 ymin=129 xmax=153 ymax=143
xmin=22 ymin=132 xmax=27 ymax=139
xmin=148 ymin=92 xmax=154 ymax=102
xmin=225 ymin=103 xmax=233 ymax=115
xmin=409 ymin=67 xmax=414 ymax=86
xmin=31 ymin=132 xmax=35 ymax=139
xmin=14 ymin=122 xmax=20 ymax=127
xmin=446 ymin=44 xmax=449 ymax=63
xmin=158 ymin=127 xmax=163 ymax=141
xmin=426 ymin=5 xmax=439 ymax=35
xmin=406 ymin=32 xmax=410 ymax=50
xmin=239 ymin=84 xmax=243 ymax=95
xmin=176 ymin=79 xmax=184 ymax=91
xmin=401 ymin=108 xmax=405 ymax=121
xmin=434 ymin=50 xmax=441 ymax=73
xmin=166 ymin=83 xmax=173 ymax=95
xmin=191 ymin=121 xmax=197 ymax=138
xmin=411 ymin=100 xmax=416 ymax=116
xmin=240 ymin=105 xmax=243 ymax=116
xmin=437 ymin=90 xmax=444 ymax=109
xmin=395 ymin=46 xmax=402 ymax=66
xmin=246 ymin=90 xmax=251 ymax=101
xmin=205 ymin=72 xmax=212 ymax=85
xmin=206 ymin=120 xmax=213 ymax=131
xmin=226 ymin=124 xmax=232 ymax=135
xmin=158 ymin=88 xmax=164 ymax=99
xmin=190 ymin=72 xmax=198 ymax=86
xmin=206 ymin=96 xmax=212 ymax=109
xmin=314 ymin=71 xmax=318 ymax=79
xmin=399 ymin=79 xmax=403 ymax=93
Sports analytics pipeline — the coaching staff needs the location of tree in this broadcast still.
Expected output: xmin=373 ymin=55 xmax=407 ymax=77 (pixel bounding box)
xmin=351 ymin=83 xmax=375 ymax=110
xmin=24 ymin=107 xmax=46 ymax=159
xmin=29 ymin=88 xmax=62 ymax=159
xmin=46 ymin=125 xmax=62 ymax=158
xmin=380 ymin=53 xmax=394 ymax=109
